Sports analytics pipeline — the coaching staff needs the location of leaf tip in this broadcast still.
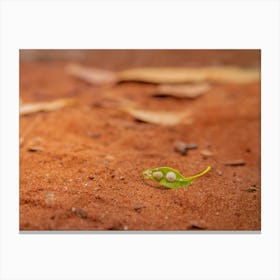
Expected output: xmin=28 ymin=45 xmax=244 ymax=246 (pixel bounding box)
xmin=142 ymin=169 xmax=152 ymax=179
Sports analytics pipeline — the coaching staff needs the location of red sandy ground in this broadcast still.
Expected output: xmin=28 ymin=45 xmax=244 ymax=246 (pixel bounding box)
xmin=20 ymin=50 xmax=261 ymax=230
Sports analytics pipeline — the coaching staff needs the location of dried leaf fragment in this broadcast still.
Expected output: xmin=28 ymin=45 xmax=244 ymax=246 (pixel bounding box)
xmin=120 ymin=66 xmax=260 ymax=84
xmin=155 ymin=83 xmax=211 ymax=98
xmin=20 ymin=98 xmax=76 ymax=115
xmin=27 ymin=146 xmax=44 ymax=152
xmin=223 ymin=160 xmax=245 ymax=166
xmin=66 ymin=64 xmax=260 ymax=86
xmin=123 ymin=107 xmax=192 ymax=126
xmin=200 ymin=149 xmax=213 ymax=158
xmin=246 ymin=184 xmax=259 ymax=193
xmin=66 ymin=63 xmax=117 ymax=85
xmin=187 ymin=220 xmax=207 ymax=230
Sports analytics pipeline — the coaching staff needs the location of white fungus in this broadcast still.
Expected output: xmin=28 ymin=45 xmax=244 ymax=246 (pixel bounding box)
xmin=152 ymin=171 xmax=163 ymax=180
xmin=166 ymin=171 xmax=176 ymax=182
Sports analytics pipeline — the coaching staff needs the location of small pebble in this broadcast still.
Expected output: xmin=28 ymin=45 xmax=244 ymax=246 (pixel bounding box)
xmin=133 ymin=204 xmax=145 ymax=212
xmin=71 ymin=207 xmax=88 ymax=219
xmin=87 ymin=132 xmax=101 ymax=138
xmin=20 ymin=137 xmax=24 ymax=147
xmin=45 ymin=191 xmax=55 ymax=206
xmin=174 ymin=141 xmax=188 ymax=155
xmin=216 ymin=169 xmax=223 ymax=176
xmin=105 ymin=154 xmax=115 ymax=161
xmin=104 ymin=155 xmax=115 ymax=166
xmin=119 ymin=176 xmax=125 ymax=180
xmin=88 ymin=175 xmax=95 ymax=180
xmin=174 ymin=141 xmax=198 ymax=156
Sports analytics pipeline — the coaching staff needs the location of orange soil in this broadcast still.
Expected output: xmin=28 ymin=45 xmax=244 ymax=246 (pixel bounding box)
xmin=20 ymin=50 xmax=261 ymax=230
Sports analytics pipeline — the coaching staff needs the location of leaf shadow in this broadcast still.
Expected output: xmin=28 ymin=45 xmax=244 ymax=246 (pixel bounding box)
xmin=141 ymin=178 xmax=170 ymax=191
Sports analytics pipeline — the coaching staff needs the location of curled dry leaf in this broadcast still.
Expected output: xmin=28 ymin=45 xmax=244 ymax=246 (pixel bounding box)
xmin=154 ymin=83 xmax=211 ymax=98
xmin=122 ymin=106 xmax=192 ymax=126
xmin=20 ymin=98 xmax=76 ymax=115
xmin=66 ymin=63 xmax=260 ymax=85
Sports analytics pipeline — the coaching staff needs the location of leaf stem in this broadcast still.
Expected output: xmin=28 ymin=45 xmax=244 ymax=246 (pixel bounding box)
xmin=184 ymin=166 xmax=211 ymax=181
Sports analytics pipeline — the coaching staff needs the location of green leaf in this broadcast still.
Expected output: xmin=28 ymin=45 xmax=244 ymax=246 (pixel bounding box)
xmin=142 ymin=166 xmax=211 ymax=189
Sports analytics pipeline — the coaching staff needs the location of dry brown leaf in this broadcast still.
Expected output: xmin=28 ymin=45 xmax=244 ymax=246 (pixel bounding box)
xmin=123 ymin=107 xmax=192 ymax=126
xmin=66 ymin=63 xmax=117 ymax=86
xmin=66 ymin=64 xmax=260 ymax=86
xmin=155 ymin=83 xmax=211 ymax=98
xmin=200 ymin=149 xmax=214 ymax=158
xmin=120 ymin=66 xmax=260 ymax=84
xmin=20 ymin=98 xmax=76 ymax=115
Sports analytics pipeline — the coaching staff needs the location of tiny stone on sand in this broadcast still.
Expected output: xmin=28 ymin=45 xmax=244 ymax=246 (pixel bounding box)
xmin=45 ymin=191 xmax=55 ymax=206
xmin=71 ymin=207 xmax=88 ymax=219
